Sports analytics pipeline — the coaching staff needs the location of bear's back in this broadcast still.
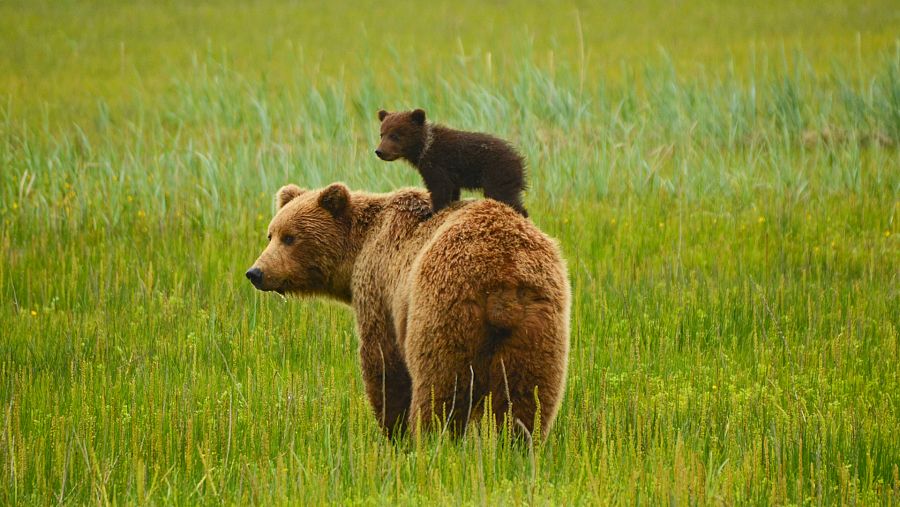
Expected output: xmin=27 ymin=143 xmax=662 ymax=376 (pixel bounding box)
xmin=354 ymin=192 xmax=564 ymax=314
xmin=408 ymin=199 xmax=566 ymax=306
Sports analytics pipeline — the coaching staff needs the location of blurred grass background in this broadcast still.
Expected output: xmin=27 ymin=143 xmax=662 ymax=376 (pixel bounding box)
xmin=1 ymin=0 xmax=899 ymax=504
xmin=2 ymin=0 xmax=898 ymax=126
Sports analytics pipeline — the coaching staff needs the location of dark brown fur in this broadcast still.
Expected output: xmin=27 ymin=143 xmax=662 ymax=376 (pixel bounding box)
xmin=375 ymin=109 xmax=529 ymax=217
xmin=247 ymin=184 xmax=570 ymax=438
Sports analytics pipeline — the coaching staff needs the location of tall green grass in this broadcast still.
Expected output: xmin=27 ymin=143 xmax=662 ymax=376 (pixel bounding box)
xmin=2 ymin=0 xmax=899 ymax=503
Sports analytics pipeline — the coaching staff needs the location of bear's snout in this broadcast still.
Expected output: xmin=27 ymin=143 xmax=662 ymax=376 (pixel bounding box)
xmin=245 ymin=267 xmax=264 ymax=287
xmin=375 ymin=147 xmax=400 ymax=161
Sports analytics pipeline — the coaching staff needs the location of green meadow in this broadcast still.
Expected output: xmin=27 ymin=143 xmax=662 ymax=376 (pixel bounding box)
xmin=2 ymin=0 xmax=899 ymax=503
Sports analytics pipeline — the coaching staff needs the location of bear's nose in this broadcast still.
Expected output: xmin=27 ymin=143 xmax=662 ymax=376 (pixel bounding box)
xmin=375 ymin=149 xmax=385 ymax=159
xmin=245 ymin=267 xmax=263 ymax=286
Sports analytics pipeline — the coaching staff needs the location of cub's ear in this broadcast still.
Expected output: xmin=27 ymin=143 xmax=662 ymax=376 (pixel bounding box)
xmin=377 ymin=109 xmax=389 ymax=122
xmin=276 ymin=184 xmax=305 ymax=209
xmin=318 ymin=183 xmax=350 ymax=218
xmin=410 ymin=108 xmax=426 ymax=125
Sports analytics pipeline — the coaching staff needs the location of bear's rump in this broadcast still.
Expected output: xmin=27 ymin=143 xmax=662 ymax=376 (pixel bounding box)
xmin=403 ymin=206 xmax=565 ymax=350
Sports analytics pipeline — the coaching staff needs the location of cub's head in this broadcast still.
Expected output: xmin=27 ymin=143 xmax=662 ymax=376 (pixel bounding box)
xmin=375 ymin=108 xmax=428 ymax=162
xmin=246 ymin=183 xmax=352 ymax=299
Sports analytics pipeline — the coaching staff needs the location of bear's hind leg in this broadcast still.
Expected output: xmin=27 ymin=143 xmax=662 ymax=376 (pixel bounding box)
xmin=404 ymin=303 xmax=490 ymax=436
xmin=484 ymin=302 xmax=567 ymax=438
xmin=482 ymin=173 xmax=528 ymax=217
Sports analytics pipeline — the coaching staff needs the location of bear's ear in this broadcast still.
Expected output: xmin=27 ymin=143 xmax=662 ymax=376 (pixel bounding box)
xmin=410 ymin=109 xmax=426 ymax=125
xmin=318 ymin=183 xmax=350 ymax=218
xmin=377 ymin=109 xmax=389 ymax=122
xmin=276 ymin=184 xmax=306 ymax=209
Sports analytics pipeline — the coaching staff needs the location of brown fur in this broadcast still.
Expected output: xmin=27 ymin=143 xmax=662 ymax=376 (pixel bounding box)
xmin=375 ymin=109 xmax=529 ymax=217
xmin=247 ymin=183 xmax=569 ymax=437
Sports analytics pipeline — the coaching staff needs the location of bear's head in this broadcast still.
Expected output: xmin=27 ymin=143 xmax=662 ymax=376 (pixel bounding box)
xmin=246 ymin=183 xmax=352 ymax=300
xmin=375 ymin=108 xmax=428 ymax=162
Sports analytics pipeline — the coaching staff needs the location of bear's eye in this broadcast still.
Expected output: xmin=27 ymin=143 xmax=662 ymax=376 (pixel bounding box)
xmin=388 ymin=133 xmax=400 ymax=141
xmin=281 ymin=235 xmax=295 ymax=246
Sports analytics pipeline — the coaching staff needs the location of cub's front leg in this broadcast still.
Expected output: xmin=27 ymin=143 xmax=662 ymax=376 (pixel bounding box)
xmin=357 ymin=317 xmax=412 ymax=437
xmin=419 ymin=166 xmax=455 ymax=214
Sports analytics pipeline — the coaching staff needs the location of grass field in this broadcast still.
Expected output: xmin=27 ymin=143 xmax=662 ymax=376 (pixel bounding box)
xmin=2 ymin=0 xmax=900 ymax=504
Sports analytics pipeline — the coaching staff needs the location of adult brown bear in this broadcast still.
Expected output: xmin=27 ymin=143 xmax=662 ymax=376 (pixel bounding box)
xmin=246 ymin=183 xmax=570 ymax=437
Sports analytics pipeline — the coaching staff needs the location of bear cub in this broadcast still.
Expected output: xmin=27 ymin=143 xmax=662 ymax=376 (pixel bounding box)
xmin=375 ymin=108 xmax=528 ymax=217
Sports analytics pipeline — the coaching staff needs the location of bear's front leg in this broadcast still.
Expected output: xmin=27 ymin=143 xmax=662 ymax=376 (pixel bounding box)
xmin=419 ymin=167 xmax=455 ymax=214
xmin=358 ymin=323 xmax=412 ymax=438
